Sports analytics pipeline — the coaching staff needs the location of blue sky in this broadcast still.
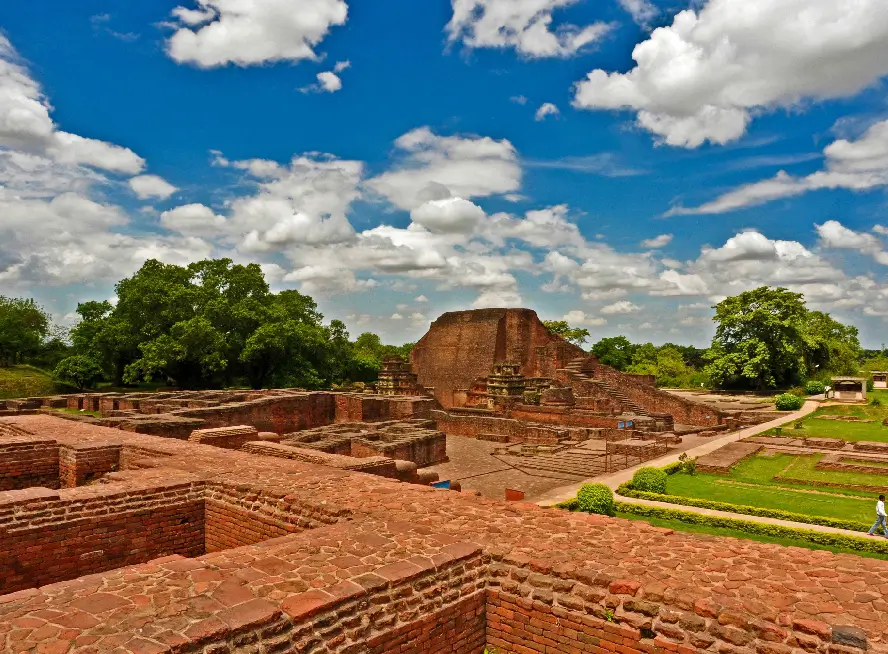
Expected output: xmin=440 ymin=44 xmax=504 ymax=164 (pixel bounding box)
xmin=1 ymin=0 xmax=888 ymax=347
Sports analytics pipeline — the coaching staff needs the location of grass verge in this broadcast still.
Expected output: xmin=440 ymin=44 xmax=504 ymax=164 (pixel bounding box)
xmin=616 ymin=502 xmax=888 ymax=559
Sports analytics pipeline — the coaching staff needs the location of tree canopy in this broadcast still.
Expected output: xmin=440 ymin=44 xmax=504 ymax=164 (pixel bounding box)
xmin=591 ymin=336 xmax=637 ymax=370
xmin=543 ymin=320 xmax=590 ymax=346
xmin=704 ymin=286 xmax=861 ymax=389
xmin=68 ymin=258 xmax=411 ymax=390
xmin=0 ymin=297 xmax=50 ymax=367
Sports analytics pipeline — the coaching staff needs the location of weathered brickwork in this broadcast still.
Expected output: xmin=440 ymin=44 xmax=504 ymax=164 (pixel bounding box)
xmin=188 ymin=424 xmax=259 ymax=450
xmin=411 ymin=308 xmax=587 ymax=408
xmin=0 ymin=433 xmax=59 ymax=490
xmin=0 ymin=492 xmax=204 ymax=594
xmin=281 ymin=419 xmax=447 ymax=467
xmin=1 ymin=413 xmax=886 ymax=654
xmin=58 ymin=441 xmax=121 ymax=487
xmin=204 ymin=499 xmax=300 ymax=552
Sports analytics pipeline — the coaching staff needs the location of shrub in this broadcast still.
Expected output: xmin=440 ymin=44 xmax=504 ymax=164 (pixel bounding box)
xmin=630 ymin=467 xmax=668 ymax=493
xmin=867 ymin=379 xmax=875 ymax=392
xmin=804 ymin=380 xmax=825 ymax=395
xmin=576 ymin=483 xmax=615 ymax=516
xmin=775 ymin=393 xmax=804 ymax=411
xmin=662 ymin=461 xmax=683 ymax=475
xmin=873 ymin=397 xmax=882 ymax=407
xmin=678 ymin=452 xmax=696 ymax=475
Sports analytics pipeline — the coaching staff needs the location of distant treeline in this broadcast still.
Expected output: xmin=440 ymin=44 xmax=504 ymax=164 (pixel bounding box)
xmin=0 ymin=258 xmax=412 ymax=391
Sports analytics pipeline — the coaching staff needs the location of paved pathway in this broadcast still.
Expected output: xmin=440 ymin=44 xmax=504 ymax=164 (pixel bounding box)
xmin=534 ymin=397 xmax=887 ymax=539
xmin=535 ymin=398 xmax=822 ymax=505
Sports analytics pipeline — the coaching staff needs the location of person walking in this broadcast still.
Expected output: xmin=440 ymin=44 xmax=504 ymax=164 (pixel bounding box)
xmin=868 ymin=495 xmax=888 ymax=537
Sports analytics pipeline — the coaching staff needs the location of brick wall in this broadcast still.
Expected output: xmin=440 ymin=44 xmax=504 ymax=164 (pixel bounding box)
xmin=592 ymin=362 xmax=725 ymax=426
xmin=189 ymin=425 xmax=259 ymax=450
xmin=365 ymin=592 xmax=486 ymax=653
xmin=0 ymin=435 xmax=59 ymax=490
xmin=484 ymin=564 xmax=864 ymax=654
xmin=174 ymin=393 xmax=337 ymax=433
xmin=205 ymin=499 xmax=300 ymax=552
xmin=0 ymin=497 xmax=203 ymax=594
xmin=58 ymin=442 xmax=121 ymax=487
xmin=242 ymin=441 xmax=400 ymax=477
xmin=334 ymin=394 xmax=435 ymax=423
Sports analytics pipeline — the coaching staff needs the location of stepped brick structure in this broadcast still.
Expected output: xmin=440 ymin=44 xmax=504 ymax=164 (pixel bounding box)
xmin=0 ymin=412 xmax=884 ymax=654
xmin=376 ymin=355 xmax=427 ymax=396
xmin=412 ymin=308 xmax=725 ymax=428
xmin=411 ymin=308 xmax=585 ymax=408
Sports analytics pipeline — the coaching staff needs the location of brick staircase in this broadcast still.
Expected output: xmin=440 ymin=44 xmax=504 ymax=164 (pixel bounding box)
xmin=563 ymin=357 xmax=651 ymax=418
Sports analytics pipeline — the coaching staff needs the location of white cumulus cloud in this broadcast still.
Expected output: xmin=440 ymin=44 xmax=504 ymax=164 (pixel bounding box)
xmin=366 ymin=127 xmax=521 ymax=210
xmin=411 ymin=197 xmax=486 ymax=234
xmin=446 ymin=0 xmax=612 ymax=58
xmin=601 ymin=300 xmax=641 ymax=314
xmin=160 ymin=203 xmax=227 ymax=236
xmin=640 ymin=233 xmax=672 ymax=248
xmin=129 ymin=174 xmax=178 ymax=199
xmin=562 ymin=309 xmax=607 ymax=326
xmin=670 ymin=119 xmax=888 ymax=214
xmin=573 ymin=0 xmax=888 ymax=147
xmin=535 ymin=102 xmax=560 ymax=121
xmin=166 ymin=0 xmax=348 ymax=68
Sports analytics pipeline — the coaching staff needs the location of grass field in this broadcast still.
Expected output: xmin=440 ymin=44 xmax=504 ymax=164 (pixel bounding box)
xmin=50 ymin=407 xmax=102 ymax=418
xmin=665 ymin=454 xmax=881 ymax=523
xmin=0 ymin=365 xmax=62 ymax=400
xmin=782 ymin=390 xmax=888 ymax=442
xmin=617 ymin=511 xmax=888 ymax=560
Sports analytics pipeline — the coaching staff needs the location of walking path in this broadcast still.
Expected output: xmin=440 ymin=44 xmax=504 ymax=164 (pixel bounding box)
xmin=535 ymin=397 xmax=887 ymax=539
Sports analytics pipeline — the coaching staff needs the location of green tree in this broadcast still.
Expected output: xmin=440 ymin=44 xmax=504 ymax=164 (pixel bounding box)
xmin=801 ymin=310 xmax=861 ymax=376
xmin=54 ymin=355 xmax=104 ymax=391
xmin=0 ymin=297 xmax=50 ymax=367
xmin=543 ymin=320 xmax=591 ymax=346
xmin=704 ymin=287 xmax=808 ymax=389
xmin=591 ymin=336 xmax=637 ymax=370
xmin=67 ymin=259 xmax=345 ymax=390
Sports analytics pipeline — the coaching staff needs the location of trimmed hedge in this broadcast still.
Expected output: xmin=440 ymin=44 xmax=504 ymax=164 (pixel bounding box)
xmin=805 ymin=380 xmax=826 ymax=395
xmin=630 ymin=467 xmax=668 ymax=493
xmin=577 ymin=483 xmax=615 ymax=516
xmin=775 ymin=393 xmax=804 ymax=411
xmin=616 ymin=502 xmax=888 ymax=555
xmin=615 ymin=485 xmax=871 ymax=532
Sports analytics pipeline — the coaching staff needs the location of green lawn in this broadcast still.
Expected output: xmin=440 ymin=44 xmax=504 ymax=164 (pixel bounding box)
xmin=0 ymin=365 xmax=62 ymax=400
xmin=51 ymin=407 xmax=102 ymax=418
xmin=617 ymin=511 xmax=888 ymax=561
xmin=666 ymin=454 xmax=880 ymax=523
xmin=782 ymin=391 xmax=888 ymax=442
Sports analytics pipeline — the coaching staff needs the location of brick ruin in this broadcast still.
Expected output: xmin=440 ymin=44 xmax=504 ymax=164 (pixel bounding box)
xmin=407 ymin=309 xmax=730 ymax=474
xmin=1 ymin=306 xmax=883 ymax=653
xmin=1 ymin=412 xmax=884 ymax=654
xmin=412 ymin=308 xmax=727 ymax=429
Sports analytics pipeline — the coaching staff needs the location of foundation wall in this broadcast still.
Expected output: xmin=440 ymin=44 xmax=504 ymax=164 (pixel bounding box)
xmin=174 ymin=393 xmax=338 ymax=433
xmin=0 ymin=437 xmax=59 ymax=490
xmin=0 ymin=498 xmax=204 ymax=594
xmin=204 ymin=499 xmax=301 ymax=552
xmin=58 ymin=443 xmax=121 ymax=487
